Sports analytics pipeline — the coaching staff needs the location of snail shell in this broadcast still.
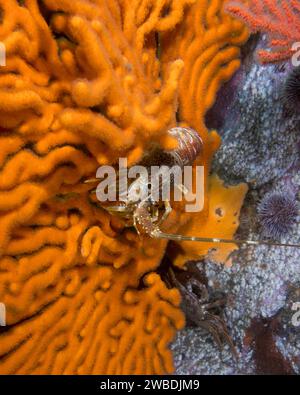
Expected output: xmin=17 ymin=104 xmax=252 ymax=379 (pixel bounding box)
xmin=167 ymin=127 xmax=203 ymax=167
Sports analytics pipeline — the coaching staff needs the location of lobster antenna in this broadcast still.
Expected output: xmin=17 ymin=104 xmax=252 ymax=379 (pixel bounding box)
xmin=151 ymin=230 xmax=300 ymax=249
xmin=84 ymin=178 xmax=98 ymax=184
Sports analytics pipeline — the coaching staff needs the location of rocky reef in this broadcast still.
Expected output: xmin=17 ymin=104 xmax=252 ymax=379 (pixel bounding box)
xmin=173 ymin=35 xmax=300 ymax=375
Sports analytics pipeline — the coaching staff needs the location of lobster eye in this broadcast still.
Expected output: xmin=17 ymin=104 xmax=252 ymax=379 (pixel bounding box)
xmin=280 ymin=66 xmax=300 ymax=116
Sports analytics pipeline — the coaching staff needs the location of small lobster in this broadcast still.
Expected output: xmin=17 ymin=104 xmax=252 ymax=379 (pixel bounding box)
xmin=84 ymin=126 xmax=300 ymax=354
xmin=85 ymin=126 xmax=300 ymax=250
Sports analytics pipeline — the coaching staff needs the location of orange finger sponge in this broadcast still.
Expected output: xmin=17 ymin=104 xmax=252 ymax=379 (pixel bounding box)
xmin=0 ymin=0 xmax=248 ymax=374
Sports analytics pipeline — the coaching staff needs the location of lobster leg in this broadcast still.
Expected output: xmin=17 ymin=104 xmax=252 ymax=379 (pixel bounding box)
xmin=157 ymin=200 xmax=173 ymax=227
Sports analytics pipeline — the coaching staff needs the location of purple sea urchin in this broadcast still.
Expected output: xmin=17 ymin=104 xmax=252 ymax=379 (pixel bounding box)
xmin=257 ymin=192 xmax=298 ymax=239
xmin=281 ymin=66 xmax=300 ymax=115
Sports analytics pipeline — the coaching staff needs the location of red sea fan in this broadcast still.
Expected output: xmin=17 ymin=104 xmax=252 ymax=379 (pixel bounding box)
xmin=225 ymin=0 xmax=300 ymax=63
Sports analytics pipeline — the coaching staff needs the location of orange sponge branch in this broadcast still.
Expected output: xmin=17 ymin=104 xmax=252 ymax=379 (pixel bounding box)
xmin=0 ymin=0 xmax=248 ymax=374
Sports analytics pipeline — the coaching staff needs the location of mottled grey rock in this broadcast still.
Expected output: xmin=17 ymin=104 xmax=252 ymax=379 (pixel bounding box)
xmin=212 ymin=38 xmax=300 ymax=188
xmin=172 ymin=329 xmax=254 ymax=375
xmin=172 ymin=36 xmax=300 ymax=375
xmin=173 ymin=168 xmax=300 ymax=376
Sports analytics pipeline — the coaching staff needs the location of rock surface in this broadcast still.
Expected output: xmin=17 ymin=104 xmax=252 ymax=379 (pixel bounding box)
xmin=173 ymin=36 xmax=300 ymax=375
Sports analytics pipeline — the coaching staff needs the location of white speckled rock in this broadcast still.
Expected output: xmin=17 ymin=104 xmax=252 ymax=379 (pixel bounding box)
xmin=172 ymin=35 xmax=300 ymax=375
